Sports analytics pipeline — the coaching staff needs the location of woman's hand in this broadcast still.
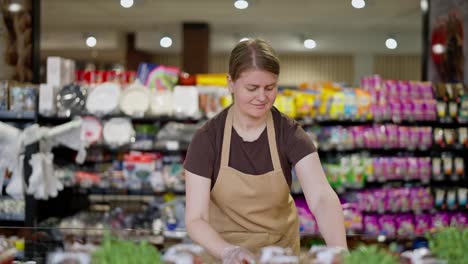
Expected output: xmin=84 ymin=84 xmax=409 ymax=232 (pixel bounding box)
xmin=222 ymin=245 xmax=256 ymax=264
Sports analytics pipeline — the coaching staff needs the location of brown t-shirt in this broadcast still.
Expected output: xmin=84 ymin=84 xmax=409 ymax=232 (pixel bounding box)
xmin=183 ymin=106 xmax=317 ymax=189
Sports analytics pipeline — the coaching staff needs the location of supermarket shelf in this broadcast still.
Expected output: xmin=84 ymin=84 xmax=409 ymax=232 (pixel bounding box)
xmin=300 ymin=118 xmax=467 ymax=127
xmin=0 ymin=219 xmax=25 ymax=227
xmin=38 ymin=114 xmax=202 ymax=124
xmin=0 ymin=110 xmax=35 ymax=122
xmin=317 ymin=146 xmax=466 ymax=156
xmin=77 ymin=187 xmax=185 ymax=196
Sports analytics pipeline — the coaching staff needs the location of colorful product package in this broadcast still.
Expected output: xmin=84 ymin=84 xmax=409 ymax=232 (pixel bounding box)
xmin=294 ymin=197 xmax=319 ymax=235
xmin=414 ymin=214 xmax=432 ymax=235
xmin=396 ymin=214 xmax=415 ymax=238
xmin=363 ymin=214 xmax=380 ymax=236
xmin=137 ymin=63 xmax=180 ymax=91
xmin=432 ymin=212 xmax=450 ymax=230
xmin=379 ymin=214 xmax=396 ymax=237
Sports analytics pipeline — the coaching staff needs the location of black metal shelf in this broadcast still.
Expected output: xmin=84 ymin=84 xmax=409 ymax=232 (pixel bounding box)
xmin=317 ymin=146 xmax=466 ymax=156
xmin=0 ymin=111 xmax=35 ymax=122
xmin=76 ymin=186 xmax=185 ymax=196
xmin=38 ymin=114 xmax=202 ymax=124
xmin=0 ymin=219 xmax=25 ymax=227
xmin=300 ymin=118 xmax=467 ymax=128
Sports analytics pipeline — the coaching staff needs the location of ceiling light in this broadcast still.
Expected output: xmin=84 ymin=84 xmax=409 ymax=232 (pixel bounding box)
xmin=304 ymin=39 xmax=317 ymax=49
xmin=86 ymin=36 xmax=97 ymax=48
xmin=351 ymin=0 xmax=366 ymax=9
xmin=385 ymin=38 xmax=398 ymax=49
xmin=239 ymin=37 xmax=250 ymax=42
xmin=8 ymin=3 xmax=22 ymax=12
xmin=234 ymin=0 xmax=249 ymax=10
xmin=420 ymin=0 xmax=428 ymax=12
xmin=432 ymin=44 xmax=445 ymax=54
xmin=120 ymin=0 xmax=134 ymax=8
xmin=160 ymin=36 xmax=173 ymax=48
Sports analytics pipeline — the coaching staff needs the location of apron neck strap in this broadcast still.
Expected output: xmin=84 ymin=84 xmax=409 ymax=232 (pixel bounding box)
xmin=221 ymin=107 xmax=282 ymax=171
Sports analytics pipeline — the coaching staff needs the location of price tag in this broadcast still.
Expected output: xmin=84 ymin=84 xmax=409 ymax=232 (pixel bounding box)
xmin=166 ymin=141 xmax=180 ymax=151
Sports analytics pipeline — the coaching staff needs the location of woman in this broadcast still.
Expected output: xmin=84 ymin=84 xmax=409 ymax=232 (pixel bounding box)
xmin=184 ymin=38 xmax=347 ymax=263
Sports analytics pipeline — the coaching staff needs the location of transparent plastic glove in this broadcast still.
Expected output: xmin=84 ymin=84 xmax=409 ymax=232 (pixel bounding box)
xmin=27 ymin=153 xmax=44 ymax=197
xmin=222 ymin=246 xmax=256 ymax=264
xmin=6 ymin=155 xmax=25 ymax=200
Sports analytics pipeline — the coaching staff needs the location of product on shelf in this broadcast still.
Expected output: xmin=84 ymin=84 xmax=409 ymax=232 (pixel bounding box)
xmin=362 ymin=76 xmax=437 ymax=123
xmin=308 ymin=125 xmax=433 ymax=151
xmin=102 ymin=118 xmax=135 ymax=148
xmin=8 ymin=83 xmax=36 ymax=113
xmin=56 ymin=83 xmax=87 ymax=117
xmin=86 ymin=82 xmax=121 ymax=116
xmin=137 ymin=63 xmax=179 ymax=91
xmin=0 ymin=198 xmax=25 ymax=220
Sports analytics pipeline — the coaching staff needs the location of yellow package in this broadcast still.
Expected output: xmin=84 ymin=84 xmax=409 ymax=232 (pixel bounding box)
xmin=330 ymin=91 xmax=345 ymax=119
xmin=196 ymin=73 xmax=228 ymax=86
xmin=355 ymin=88 xmax=372 ymax=120
xmin=274 ymin=93 xmax=296 ymax=118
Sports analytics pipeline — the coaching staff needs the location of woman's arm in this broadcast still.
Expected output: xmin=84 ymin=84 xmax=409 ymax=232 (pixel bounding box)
xmin=185 ymin=170 xmax=233 ymax=258
xmin=295 ymin=152 xmax=348 ymax=249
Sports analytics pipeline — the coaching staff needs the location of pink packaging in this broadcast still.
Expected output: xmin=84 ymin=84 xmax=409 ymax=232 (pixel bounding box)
xmin=396 ymin=214 xmax=415 ymax=238
xmin=394 ymin=158 xmax=408 ymax=181
xmin=374 ymin=125 xmax=386 ymax=149
xmin=352 ymin=126 xmax=365 ymax=148
xmin=343 ymin=203 xmax=363 ymax=232
xmin=421 ymin=188 xmax=434 ymax=210
xmin=375 ymin=189 xmax=387 ymax=213
xmin=382 ymin=158 xmax=395 ymax=180
xmin=391 ymin=101 xmax=403 ymax=123
xmin=423 ymin=100 xmax=437 ymax=121
xmin=364 ymin=214 xmax=380 ymax=236
xmin=387 ymin=189 xmax=401 ymax=212
xmin=385 ymin=80 xmax=398 ymax=101
xmin=400 ymin=188 xmax=411 ymax=212
xmin=381 ymin=104 xmax=391 ymax=121
xmin=432 ymin=212 xmax=450 ymax=229
xmin=410 ymin=82 xmax=421 ymax=100
xmin=418 ymin=158 xmax=432 ymax=183
xmin=450 ymin=212 xmax=468 ymax=227
xmin=422 ymin=83 xmax=435 ymax=100
xmin=357 ymin=191 xmax=372 ymax=212
xmin=386 ymin=125 xmax=399 ymax=148
xmin=363 ymin=126 xmax=377 ymax=148
xmin=419 ymin=127 xmax=433 ymax=150
xmin=373 ymin=158 xmax=384 ymax=182
xmin=371 ymin=104 xmax=381 ymax=121
xmin=398 ymin=126 xmax=410 ymax=149
xmin=295 ymin=197 xmax=319 ymax=234
xmin=413 ymin=100 xmax=424 ymax=121
xmin=398 ymin=81 xmax=410 ymax=100
xmin=409 ymin=127 xmax=420 ymax=150
xmin=415 ymin=214 xmax=432 ymax=235
xmin=409 ymin=188 xmax=421 ymax=212
xmin=407 ymin=158 xmax=419 ymax=180
xmin=402 ymin=101 xmax=415 ymax=121
xmin=379 ymin=214 xmax=396 ymax=237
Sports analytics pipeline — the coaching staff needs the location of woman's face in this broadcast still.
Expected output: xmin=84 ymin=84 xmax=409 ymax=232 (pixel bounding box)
xmin=228 ymin=69 xmax=278 ymax=119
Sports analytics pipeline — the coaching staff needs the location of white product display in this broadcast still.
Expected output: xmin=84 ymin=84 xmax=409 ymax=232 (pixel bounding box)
xmin=86 ymin=82 xmax=121 ymax=115
xmin=103 ymin=118 xmax=135 ymax=147
xmin=5 ymin=155 xmax=24 ymax=200
xmin=150 ymin=90 xmax=174 ymax=116
xmin=81 ymin=116 xmax=102 ymax=145
xmin=27 ymin=152 xmax=63 ymax=200
xmin=39 ymin=83 xmax=57 ymax=117
xmin=47 ymin=57 xmax=75 ymax=89
xmin=119 ymin=82 xmax=151 ymax=116
xmin=172 ymin=86 xmax=199 ymax=118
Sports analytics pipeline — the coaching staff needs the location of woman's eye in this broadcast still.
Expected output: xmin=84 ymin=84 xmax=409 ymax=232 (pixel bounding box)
xmin=266 ymin=86 xmax=275 ymax=91
xmin=247 ymin=87 xmax=257 ymax=91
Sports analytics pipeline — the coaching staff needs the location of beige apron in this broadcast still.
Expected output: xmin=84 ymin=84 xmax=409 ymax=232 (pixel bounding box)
xmin=209 ymin=107 xmax=300 ymax=256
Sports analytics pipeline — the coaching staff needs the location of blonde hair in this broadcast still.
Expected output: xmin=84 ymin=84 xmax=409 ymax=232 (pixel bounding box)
xmin=228 ymin=38 xmax=280 ymax=81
